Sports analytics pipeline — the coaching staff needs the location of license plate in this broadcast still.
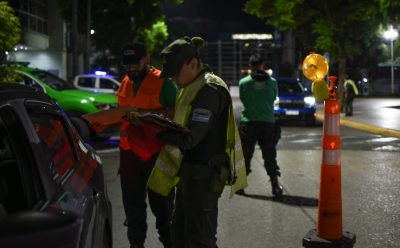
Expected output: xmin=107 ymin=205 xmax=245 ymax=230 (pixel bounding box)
xmin=285 ymin=110 xmax=299 ymax=116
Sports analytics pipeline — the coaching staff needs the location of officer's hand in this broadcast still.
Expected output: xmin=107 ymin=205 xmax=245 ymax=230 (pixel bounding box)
xmin=125 ymin=111 xmax=142 ymax=126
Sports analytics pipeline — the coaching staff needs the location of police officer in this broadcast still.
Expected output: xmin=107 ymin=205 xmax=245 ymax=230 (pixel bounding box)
xmin=344 ymin=74 xmax=359 ymax=116
xmin=238 ymin=54 xmax=283 ymax=196
xmin=117 ymin=43 xmax=176 ymax=248
xmin=148 ymin=36 xmax=247 ymax=248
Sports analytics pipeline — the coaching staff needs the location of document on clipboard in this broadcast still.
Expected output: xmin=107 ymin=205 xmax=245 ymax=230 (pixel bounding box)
xmin=137 ymin=113 xmax=189 ymax=133
xmin=82 ymin=106 xmax=136 ymax=133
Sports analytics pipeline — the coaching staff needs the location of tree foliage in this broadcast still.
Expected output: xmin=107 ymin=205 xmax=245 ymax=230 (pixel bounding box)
xmin=0 ymin=1 xmax=21 ymax=83
xmin=0 ymin=1 xmax=20 ymax=59
xmin=244 ymin=0 xmax=396 ymax=99
xmin=57 ymin=0 xmax=181 ymax=71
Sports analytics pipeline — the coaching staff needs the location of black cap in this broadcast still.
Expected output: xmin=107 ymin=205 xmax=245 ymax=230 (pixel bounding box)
xmin=159 ymin=36 xmax=205 ymax=78
xmin=249 ymin=54 xmax=264 ymax=67
xmin=122 ymin=43 xmax=147 ymax=65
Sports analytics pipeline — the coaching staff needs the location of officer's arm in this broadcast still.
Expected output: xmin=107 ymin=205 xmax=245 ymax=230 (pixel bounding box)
xmin=158 ymin=85 xmax=229 ymax=150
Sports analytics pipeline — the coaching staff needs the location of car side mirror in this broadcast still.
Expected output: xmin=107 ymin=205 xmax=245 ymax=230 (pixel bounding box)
xmin=0 ymin=211 xmax=82 ymax=248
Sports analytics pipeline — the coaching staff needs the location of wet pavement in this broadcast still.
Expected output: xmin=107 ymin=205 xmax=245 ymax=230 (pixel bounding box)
xmin=316 ymin=97 xmax=400 ymax=138
xmin=96 ymin=94 xmax=400 ymax=248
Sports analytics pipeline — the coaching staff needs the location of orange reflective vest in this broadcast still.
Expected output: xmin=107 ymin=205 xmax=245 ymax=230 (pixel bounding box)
xmin=116 ymin=68 xmax=164 ymax=151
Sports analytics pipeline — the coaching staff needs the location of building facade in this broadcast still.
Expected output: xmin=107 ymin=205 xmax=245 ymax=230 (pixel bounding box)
xmin=8 ymin=0 xmax=68 ymax=79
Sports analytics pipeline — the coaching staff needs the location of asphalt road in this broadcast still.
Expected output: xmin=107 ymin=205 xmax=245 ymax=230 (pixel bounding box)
xmin=278 ymin=122 xmax=400 ymax=152
xmin=96 ymin=123 xmax=400 ymax=248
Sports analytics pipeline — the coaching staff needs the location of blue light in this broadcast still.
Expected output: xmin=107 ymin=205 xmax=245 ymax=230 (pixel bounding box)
xmin=95 ymin=71 xmax=107 ymax=76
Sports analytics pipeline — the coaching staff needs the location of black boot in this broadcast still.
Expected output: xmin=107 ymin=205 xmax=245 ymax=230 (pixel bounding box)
xmin=270 ymin=176 xmax=283 ymax=196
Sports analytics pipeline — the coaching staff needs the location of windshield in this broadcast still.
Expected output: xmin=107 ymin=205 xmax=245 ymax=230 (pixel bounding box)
xmin=31 ymin=70 xmax=76 ymax=90
xmin=277 ymin=79 xmax=303 ymax=93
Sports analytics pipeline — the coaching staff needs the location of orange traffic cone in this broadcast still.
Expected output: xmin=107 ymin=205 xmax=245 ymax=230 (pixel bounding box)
xmin=303 ymin=76 xmax=356 ymax=247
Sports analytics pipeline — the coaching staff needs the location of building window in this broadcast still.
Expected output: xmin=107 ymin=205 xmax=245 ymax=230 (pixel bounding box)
xmin=12 ymin=0 xmax=48 ymax=35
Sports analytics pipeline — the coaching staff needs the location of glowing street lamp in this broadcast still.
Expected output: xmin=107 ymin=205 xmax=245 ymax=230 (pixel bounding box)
xmin=383 ymin=25 xmax=398 ymax=95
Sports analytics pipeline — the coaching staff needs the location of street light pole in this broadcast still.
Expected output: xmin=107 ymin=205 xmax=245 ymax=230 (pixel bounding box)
xmin=383 ymin=25 xmax=398 ymax=95
xmin=390 ymin=37 xmax=395 ymax=95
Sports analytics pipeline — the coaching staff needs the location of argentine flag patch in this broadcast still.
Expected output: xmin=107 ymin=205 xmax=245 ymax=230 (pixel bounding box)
xmin=192 ymin=108 xmax=212 ymax=123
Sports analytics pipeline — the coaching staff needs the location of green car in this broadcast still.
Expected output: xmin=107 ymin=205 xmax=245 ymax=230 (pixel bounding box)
xmin=13 ymin=66 xmax=118 ymax=141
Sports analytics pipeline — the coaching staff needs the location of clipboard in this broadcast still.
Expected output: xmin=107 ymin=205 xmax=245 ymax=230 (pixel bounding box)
xmin=82 ymin=106 xmax=136 ymax=133
xmin=136 ymin=113 xmax=189 ymax=133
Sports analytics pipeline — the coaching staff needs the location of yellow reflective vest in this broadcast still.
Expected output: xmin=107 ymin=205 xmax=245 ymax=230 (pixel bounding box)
xmin=147 ymin=71 xmax=247 ymax=198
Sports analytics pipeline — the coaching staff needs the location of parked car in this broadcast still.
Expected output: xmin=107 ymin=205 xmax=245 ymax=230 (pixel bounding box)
xmin=274 ymin=77 xmax=316 ymax=125
xmin=11 ymin=65 xmax=118 ymax=141
xmin=0 ymin=83 xmax=112 ymax=248
xmin=74 ymin=71 xmax=120 ymax=93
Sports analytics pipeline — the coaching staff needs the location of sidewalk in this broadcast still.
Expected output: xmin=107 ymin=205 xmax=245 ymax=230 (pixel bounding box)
xmin=315 ymin=97 xmax=400 ymax=138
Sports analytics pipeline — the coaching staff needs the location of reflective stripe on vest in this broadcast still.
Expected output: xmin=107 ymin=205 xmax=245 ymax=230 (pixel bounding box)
xmin=154 ymin=145 xmax=182 ymax=177
xmin=226 ymin=103 xmax=247 ymax=197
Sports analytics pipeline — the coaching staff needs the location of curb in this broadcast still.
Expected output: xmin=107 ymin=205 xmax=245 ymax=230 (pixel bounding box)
xmin=315 ymin=112 xmax=400 ymax=138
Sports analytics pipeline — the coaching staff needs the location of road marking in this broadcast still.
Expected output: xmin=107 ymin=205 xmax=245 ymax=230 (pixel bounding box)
xmin=315 ymin=112 xmax=400 ymax=138
xmin=373 ymin=145 xmax=400 ymax=151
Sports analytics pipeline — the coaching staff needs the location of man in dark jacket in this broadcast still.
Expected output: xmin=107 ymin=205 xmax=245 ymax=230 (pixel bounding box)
xmin=153 ymin=36 xmax=247 ymax=248
xmin=238 ymin=54 xmax=283 ymax=196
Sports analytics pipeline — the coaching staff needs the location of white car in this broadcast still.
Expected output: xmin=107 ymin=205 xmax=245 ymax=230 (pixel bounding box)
xmin=74 ymin=71 xmax=120 ymax=93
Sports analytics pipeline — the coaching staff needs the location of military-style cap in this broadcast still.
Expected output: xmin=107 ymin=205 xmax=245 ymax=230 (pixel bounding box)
xmin=160 ymin=36 xmax=205 ymax=78
xmin=122 ymin=43 xmax=147 ymax=65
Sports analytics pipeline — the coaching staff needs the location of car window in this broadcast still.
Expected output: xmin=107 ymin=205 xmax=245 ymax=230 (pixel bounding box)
xmin=30 ymin=114 xmax=75 ymax=182
xmin=0 ymin=119 xmax=24 ymax=216
xmin=277 ymin=79 xmax=303 ymax=93
xmin=99 ymin=78 xmax=117 ymax=89
xmin=17 ymin=74 xmax=45 ymax=92
xmin=78 ymin=77 xmax=96 ymax=88
xmin=30 ymin=70 xmax=75 ymax=90
xmin=0 ymin=110 xmax=44 ymax=215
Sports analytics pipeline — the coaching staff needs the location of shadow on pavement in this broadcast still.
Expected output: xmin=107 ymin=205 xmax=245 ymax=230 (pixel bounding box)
xmin=237 ymin=193 xmax=318 ymax=207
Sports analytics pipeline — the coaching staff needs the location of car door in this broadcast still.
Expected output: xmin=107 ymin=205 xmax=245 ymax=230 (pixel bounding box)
xmin=24 ymin=101 xmax=99 ymax=248
xmin=0 ymin=101 xmax=84 ymax=248
xmin=0 ymin=106 xmax=46 ymax=217
xmin=99 ymin=77 xmax=119 ymax=93
xmin=76 ymin=76 xmax=96 ymax=92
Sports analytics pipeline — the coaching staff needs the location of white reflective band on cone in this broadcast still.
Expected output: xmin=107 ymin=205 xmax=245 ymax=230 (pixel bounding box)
xmin=324 ymin=114 xmax=340 ymax=136
xmin=322 ymin=149 xmax=341 ymax=165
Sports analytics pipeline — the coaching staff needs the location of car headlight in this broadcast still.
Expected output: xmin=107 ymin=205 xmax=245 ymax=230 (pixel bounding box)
xmin=304 ymin=96 xmax=316 ymax=107
xmin=94 ymin=103 xmax=118 ymax=111
xmin=274 ymin=97 xmax=279 ymax=110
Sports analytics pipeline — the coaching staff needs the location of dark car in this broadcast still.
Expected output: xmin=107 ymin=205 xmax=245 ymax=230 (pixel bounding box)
xmin=274 ymin=77 xmax=316 ymax=125
xmin=0 ymin=83 xmax=112 ymax=248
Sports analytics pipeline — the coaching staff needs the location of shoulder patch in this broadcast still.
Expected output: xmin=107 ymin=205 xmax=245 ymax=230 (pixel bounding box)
xmin=192 ymin=108 xmax=212 ymax=123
